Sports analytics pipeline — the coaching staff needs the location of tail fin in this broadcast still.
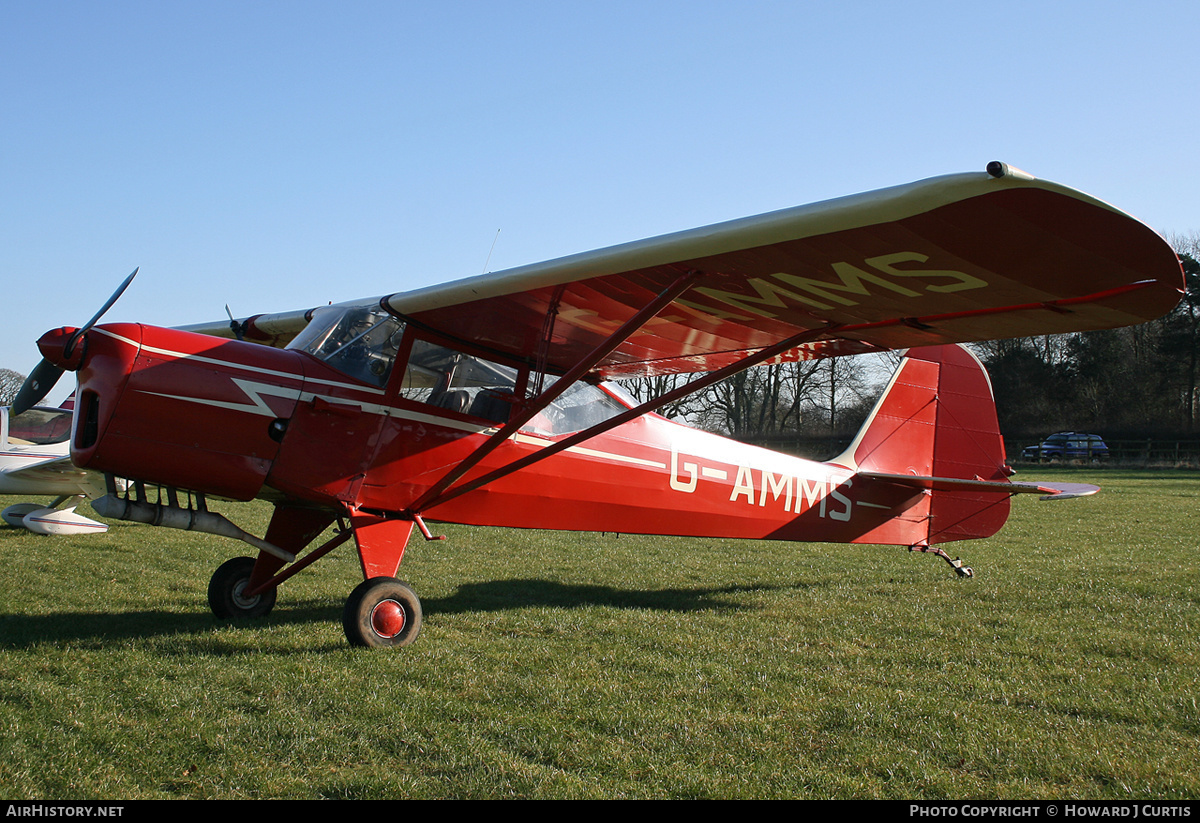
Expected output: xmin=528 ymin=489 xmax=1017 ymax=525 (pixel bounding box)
xmin=834 ymin=344 xmax=1012 ymax=544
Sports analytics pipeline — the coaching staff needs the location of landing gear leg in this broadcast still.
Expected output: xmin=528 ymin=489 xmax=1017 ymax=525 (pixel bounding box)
xmin=342 ymin=508 xmax=422 ymax=648
xmin=910 ymin=544 xmax=974 ymax=578
xmin=204 ymin=504 xmax=426 ymax=647
xmin=207 ymin=504 xmax=338 ymax=621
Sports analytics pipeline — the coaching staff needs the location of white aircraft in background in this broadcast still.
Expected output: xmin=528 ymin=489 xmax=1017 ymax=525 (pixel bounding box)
xmin=0 ymin=402 xmax=108 ymax=535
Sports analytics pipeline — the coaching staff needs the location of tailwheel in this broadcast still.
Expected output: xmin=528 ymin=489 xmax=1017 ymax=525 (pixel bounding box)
xmin=343 ymin=577 xmax=423 ymax=648
xmin=946 ymin=556 xmax=974 ymax=578
xmin=910 ymin=544 xmax=974 ymax=578
xmin=208 ymin=556 xmax=277 ymax=619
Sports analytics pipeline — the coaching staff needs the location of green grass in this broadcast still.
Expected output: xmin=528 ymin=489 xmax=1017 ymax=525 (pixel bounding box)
xmin=0 ymin=469 xmax=1197 ymax=798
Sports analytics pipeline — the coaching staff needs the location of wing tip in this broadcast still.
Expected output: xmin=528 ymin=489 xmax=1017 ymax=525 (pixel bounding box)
xmin=1037 ymin=482 xmax=1101 ymax=500
xmin=986 ymin=161 xmax=1036 ymax=181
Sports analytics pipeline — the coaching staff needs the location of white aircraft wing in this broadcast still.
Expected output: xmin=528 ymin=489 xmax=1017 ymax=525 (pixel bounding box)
xmin=0 ymin=453 xmax=104 ymax=497
xmin=181 ymin=163 xmax=1184 ymax=379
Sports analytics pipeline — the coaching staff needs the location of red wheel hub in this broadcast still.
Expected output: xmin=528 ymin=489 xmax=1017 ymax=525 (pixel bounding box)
xmin=370 ymin=598 xmax=406 ymax=638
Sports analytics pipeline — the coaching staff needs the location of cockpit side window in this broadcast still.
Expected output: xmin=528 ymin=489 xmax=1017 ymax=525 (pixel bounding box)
xmin=520 ymin=378 xmax=629 ymax=436
xmin=287 ymin=306 xmax=405 ymax=387
xmin=394 ymin=336 xmax=633 ymax=434
xmin=4 ymin=407 xmax=73 ymax=446
xmin=400 ymin=339 xmax=519 ymax=424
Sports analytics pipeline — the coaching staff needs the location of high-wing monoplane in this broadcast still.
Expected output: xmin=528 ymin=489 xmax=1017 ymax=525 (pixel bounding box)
xmin=14 ymin=163 xmax=1185 ymax=647
xmin=0 ymin=402 xmax=108 ymax=534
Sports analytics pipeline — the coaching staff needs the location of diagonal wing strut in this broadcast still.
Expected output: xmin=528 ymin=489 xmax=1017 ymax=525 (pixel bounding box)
xmin=403 ymin=267 xmax=703 ymax=514
xmin=404 ymin=278 xmax=1159 ymax=517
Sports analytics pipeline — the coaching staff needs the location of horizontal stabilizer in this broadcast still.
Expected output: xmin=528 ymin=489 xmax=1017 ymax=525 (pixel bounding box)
xmin=860 ymin=471 xmax=1100 ymax=501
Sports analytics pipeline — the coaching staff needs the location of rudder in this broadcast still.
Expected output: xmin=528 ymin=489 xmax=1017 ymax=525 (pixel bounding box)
xmin=835 ymin=344 xmax=1012 ymax=544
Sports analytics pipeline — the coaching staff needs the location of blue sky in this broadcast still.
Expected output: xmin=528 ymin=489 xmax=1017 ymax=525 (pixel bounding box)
xmin=2 ymin=1 xmax=1197 ymax=400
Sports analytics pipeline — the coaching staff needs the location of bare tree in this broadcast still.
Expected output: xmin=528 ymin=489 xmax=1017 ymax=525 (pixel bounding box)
xmin=809 ymin=355 xmax=872 ymax=437
xmin=614 ymin=372 xmax=708 ymax=421
xmin=665 ymin=359 xmax=826 ymax=438
xmin=0 ymin=369 xmax=25 ymax=406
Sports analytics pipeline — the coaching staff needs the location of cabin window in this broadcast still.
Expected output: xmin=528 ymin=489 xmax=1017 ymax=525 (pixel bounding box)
xmin=287 ymin=306 xmax=405 ymax=387
xmin=521 ymin=379 xmax=629 ymax=436
xmin=4 ymin=407 xmax=73 ymax=446
xmin=395 ymin=338 xmax=632 ymax=433
xmin=400 ymin=339 xmax=518 ymax=424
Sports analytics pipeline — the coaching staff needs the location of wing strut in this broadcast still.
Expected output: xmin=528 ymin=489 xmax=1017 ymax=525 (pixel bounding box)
xmin=404 ymin=267 xmax=703 ymax=515
xmin=405 ymin=277 xmax=1153 ymax=516
xmin=408 ymin=322 xmax=841 ymax=515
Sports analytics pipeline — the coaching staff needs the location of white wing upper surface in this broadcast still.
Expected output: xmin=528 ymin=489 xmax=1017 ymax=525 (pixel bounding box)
xmin=182 ymin=167 xmax=1184 ymax=379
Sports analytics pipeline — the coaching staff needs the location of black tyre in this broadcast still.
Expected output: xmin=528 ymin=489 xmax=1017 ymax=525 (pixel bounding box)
xmin=343 ymin=577 xmax=422 ymax=648
xmin=208 ymin=556 xmax=277 ymax=619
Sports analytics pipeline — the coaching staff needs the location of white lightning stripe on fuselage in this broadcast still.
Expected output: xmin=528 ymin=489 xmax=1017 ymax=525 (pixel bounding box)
xmin=143 ymin=379 xmax=668 ymax=470
xmin=140 ymin=378 xmax=306 ymax=418
xmin=509 ymin=432 xmax=668 ymax=469
xmin=93 ymin=327 xmax=388 ymax=398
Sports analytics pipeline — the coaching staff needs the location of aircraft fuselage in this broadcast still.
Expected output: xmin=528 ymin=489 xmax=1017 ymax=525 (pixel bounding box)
xmin=42 ymin=319 xmax=953 ymax=548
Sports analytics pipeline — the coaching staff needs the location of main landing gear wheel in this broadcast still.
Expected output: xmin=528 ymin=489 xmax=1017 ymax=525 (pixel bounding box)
xmin=208 ymin=556 xmax=277 ymax=619
xmin=343 ymin=577 xmax=423 ymax=648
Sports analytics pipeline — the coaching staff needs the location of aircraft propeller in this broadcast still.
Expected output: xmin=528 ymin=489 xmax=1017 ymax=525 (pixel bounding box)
xmin=12 ymin=268 xmax=139 ymax=415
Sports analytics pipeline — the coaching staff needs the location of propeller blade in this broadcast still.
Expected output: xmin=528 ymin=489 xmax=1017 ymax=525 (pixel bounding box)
xmin=12 ymin=358 xmax=65 ymax=415
xmin=83 ymin=267 xmax=139 ymax=330
xmin=68 ymin=267 xmax=139 ymax=356
xmin=11 ymin=267 xmax=140 ymax=414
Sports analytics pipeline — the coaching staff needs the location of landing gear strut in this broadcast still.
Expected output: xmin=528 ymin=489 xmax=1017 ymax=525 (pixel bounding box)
xmin=202 ymin=505 xmax=425 ymax=647
xmin=910 ymin=544 xmax=974 ymax=578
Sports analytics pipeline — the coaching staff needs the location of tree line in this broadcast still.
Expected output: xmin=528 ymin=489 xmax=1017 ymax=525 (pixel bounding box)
xmin=979 ymin=236 xmax=1200 ymax=440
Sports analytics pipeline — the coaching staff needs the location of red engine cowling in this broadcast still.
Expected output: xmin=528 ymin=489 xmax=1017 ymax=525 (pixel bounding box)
xmin=47 ymin=322 xmax=307 ymax=501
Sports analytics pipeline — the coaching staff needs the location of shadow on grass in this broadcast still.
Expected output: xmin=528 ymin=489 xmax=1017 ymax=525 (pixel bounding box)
xmin=0 ymin=577 xmax=821 ymax=648
xmin=0 ymin=606 xmax=336 ymax=649
xmin=421 ymin=577 xmax=801 ymax=614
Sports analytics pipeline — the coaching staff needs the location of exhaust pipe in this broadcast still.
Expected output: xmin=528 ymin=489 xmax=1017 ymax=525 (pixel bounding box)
xmin=92 ymin=493 xmax=295 ymax=562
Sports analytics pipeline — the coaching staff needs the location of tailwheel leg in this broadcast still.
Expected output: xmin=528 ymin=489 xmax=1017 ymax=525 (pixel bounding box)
xmin=343 ymin=577 xmax=423 ymax=648
xmin=910 ymin=544 xmax=974 ymax=578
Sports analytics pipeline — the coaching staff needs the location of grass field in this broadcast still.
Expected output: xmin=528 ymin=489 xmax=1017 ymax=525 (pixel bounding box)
xmin=0 ymin=468 xmax=1197 ymax=799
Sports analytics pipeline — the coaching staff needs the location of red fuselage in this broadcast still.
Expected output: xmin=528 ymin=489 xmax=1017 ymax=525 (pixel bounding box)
xmin=39 ymin=319 xmax=992 ymax=549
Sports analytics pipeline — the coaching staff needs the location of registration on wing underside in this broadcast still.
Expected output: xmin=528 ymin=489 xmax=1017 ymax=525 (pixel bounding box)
xmin=679 ymin=250 xmax=988 ymax=321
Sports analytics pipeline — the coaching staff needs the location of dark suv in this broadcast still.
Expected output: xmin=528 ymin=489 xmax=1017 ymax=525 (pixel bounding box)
xmin=1021 ymin=432 xmax=1110 ymax=461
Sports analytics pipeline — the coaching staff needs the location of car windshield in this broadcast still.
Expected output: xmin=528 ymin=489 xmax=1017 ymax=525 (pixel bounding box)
xmin=287 ymin=306 xmax=405 ymax=387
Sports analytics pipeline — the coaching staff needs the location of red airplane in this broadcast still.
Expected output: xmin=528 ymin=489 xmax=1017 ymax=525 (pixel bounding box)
xmin=13 ymin=163 xmax=1185 ymax=648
